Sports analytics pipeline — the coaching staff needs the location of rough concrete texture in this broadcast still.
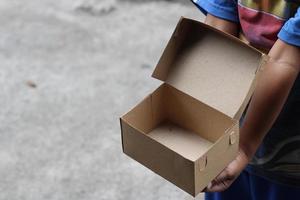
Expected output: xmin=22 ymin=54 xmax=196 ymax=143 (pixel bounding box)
xmin=0 ymin=0 xmax=205 ymax=199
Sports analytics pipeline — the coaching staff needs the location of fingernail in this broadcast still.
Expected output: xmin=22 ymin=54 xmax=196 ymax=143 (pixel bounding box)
xmin=207 ymin=182 xmax=212 ymax=189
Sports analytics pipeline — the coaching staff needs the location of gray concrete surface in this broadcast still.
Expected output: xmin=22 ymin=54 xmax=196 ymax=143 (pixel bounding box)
xmin=0 ymin=0 xmax=205 ymax=199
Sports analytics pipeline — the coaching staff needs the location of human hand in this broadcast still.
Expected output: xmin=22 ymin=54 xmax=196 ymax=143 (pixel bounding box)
xmin=204 ymin=149 xmax=250 ymax=192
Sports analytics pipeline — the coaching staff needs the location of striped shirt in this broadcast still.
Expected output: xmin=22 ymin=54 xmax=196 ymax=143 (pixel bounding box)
xmin=193 ymin=0 xmax=300 ymax=50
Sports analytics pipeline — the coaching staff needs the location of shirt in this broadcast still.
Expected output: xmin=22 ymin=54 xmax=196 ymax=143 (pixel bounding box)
xmin=192 ymin=0 xmax=300 ymax=187
xmin=193 ymin=0 xmax=300 ymax=50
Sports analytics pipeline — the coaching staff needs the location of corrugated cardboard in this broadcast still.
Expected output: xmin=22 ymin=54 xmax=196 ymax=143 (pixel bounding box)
xmin=120 ymin=17 xmax=268 ymax=196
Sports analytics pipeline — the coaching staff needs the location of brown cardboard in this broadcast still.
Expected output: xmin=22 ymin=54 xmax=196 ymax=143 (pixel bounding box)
xmin=152 ymin=18 xmax=267 ymax=119
xmin=120 ymin=17 xmax=267 ymax=196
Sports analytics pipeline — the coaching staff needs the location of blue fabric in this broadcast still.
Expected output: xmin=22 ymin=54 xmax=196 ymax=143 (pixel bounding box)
xmin=205 ymin=170 xmax=300 ymax=200
xmin=278 ymin=7 xmax=300 ymax=47
xmin=192 ymin=0 xmax=239 ymax=23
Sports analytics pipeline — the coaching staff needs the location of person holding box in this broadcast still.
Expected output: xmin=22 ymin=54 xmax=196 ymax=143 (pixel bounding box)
xmin=191 ymin=0 xmax=300 ymax=200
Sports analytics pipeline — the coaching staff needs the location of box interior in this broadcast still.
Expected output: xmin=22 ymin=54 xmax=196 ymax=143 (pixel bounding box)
xmin=149 ymin=122 xmax=212 ymax=161
xmin=122 ymin=84 xmax=236 ymax=161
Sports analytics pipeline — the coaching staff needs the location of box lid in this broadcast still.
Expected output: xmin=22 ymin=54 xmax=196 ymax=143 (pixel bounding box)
xmin=152 ymin=17 xmax=268 ymax=119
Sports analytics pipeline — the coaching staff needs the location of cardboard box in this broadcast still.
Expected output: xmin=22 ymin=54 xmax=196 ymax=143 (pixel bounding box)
xmin=120 ymin=17 xmax=267 ymax=196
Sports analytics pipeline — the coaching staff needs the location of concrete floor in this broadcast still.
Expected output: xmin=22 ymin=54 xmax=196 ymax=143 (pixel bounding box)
xmin=0 ymin=0 xmax=205 ymax=199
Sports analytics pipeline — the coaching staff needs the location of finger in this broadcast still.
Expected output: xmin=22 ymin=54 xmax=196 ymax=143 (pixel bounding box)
xmin=212 ymin=169 xmax=231 ymax=186
xmin=206 ymin=178 xmax=230 ymax=192
xmin=202 ymin=182 xmax=212 ymax=192
xmin=205 ymin=183 xmax=227 ymax=192
xmin=205 ymin=170 xmax=233 ymax=192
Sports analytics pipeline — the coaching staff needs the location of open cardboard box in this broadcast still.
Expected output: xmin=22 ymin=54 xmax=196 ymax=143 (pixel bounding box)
xmin=120 ymin=17 xmax=268 ymax=196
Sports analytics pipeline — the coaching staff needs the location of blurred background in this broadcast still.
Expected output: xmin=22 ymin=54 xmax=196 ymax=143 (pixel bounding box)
xmin=0 ymin=0 xmax=205 ymax=199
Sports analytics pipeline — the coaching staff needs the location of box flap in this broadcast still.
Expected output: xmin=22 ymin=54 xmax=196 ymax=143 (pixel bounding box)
xmin=152 ymin=17 xmax=268 ymax=119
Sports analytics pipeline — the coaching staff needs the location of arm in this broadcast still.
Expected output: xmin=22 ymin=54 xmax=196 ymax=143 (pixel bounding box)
xmin=240 ymin=40 xmax=300 ymax=159
xmin=192 ymin=0 xmax=239 ymax=36
xmin=206 ymin=39 xmax=300 ymax=192
xmin=204 ymin=14 xmax=239 ymax=36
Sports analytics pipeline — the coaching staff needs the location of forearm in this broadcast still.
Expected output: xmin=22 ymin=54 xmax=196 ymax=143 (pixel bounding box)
xmin=240 ymin=39 xmax=300 ymax=159
xmin=204 ymin=14 xmax=239 ymax=36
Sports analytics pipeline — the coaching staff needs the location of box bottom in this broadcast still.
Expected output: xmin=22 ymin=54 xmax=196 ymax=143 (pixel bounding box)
xmin=148 ymin=122 xmax=213 ymax=161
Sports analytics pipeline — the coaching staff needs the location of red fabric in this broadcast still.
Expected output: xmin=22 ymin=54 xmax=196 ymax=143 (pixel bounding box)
xmin=238 ymin=5 xmax=284 ymax=49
